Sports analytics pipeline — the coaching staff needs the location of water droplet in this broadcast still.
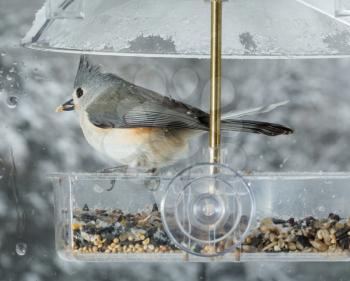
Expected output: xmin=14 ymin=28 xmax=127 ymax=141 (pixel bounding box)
xmin=6 ymin=96 xmax=18 ymax=109
xmin=318 ymin=206 xmax=326 ymax=212
xmin=0 ymin=158 xmax=5 ymax=176
xmin=134 ymin=67 xmax=166 ymax=95
xmin=9 ymin=67 xmax=15 ymax=73
xmin=221 ymin=142 xmax=248 ymax=170
xmin=16 ymin=242 xmax=27 ymax=256
xmin=279 ymin=157 xmax=289 ymax=169
xmin=173 ymin=68 xmax=199 ymax=99
xmin=1 ymin=52 xmax=6 ymax=57
xmin=144 ymin=177 xmax=160 ymax=191
xmin=93 ymin=184 xmax=104 ymax=193
xmin=6 ymin=74 xmax=12 ymax=81
xmin=202 ymin=77 xmax=235 ymax=111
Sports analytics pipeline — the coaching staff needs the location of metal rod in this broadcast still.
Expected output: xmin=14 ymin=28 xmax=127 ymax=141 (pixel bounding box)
xmin=209 ymin=0 xmax=222 ymax=165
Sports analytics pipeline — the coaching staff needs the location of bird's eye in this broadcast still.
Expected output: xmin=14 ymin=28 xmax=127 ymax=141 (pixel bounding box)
xmin=76 ymin=88 xmax=84 ymax=98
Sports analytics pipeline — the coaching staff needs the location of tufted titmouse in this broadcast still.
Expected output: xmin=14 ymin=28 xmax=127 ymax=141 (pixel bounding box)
xmin=56 ymin=55 xmax=293 ymax=170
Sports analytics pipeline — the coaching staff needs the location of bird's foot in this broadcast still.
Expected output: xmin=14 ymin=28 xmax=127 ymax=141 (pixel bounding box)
xmin=146 ymin=168 xmax=157 ymax=175
xmin=107 ymin=180 xmax=116 ymax=192
xmin=97 ymin=165 xmax=129 ymax=192
xmin=97 ymin=166 xmax=159 ymax=191
xmin=144 ymin=168 xmax=160 ymax=192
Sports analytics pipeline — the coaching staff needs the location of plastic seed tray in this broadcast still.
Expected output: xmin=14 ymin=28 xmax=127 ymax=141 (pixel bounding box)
xmin=50 ymin=172 xmax=350 ymax=262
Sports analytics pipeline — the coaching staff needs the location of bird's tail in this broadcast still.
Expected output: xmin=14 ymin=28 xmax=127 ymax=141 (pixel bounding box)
xmin=221 ymin=119 xmax=294 ymax=136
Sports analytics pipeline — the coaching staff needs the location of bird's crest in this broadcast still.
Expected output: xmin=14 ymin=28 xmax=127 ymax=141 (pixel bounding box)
xmin=74 ymin=55 xmax=103 ymax=88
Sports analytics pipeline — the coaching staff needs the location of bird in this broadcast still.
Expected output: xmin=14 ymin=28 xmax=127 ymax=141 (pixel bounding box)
xmin=56 ymin=55 xmax=293 ymax=171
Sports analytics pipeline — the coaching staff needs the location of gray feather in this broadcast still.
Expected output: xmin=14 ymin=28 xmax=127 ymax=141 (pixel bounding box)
xmin=74 ymin=55 xmax=123 ymax=95
xmin=81 ymin=55 xmax=293 ymax=136
xmin=74 ymin=55 xmax=102 ymax=88
xmin=222 ymin=100 xmax=290 ymax=119
xmin=221 ymin=120 xmax=293 ymax=136
xmin=86 ymin=83 xmax=293 ymax=136
xmin=86 ymin=75 xmax=208 ymax=130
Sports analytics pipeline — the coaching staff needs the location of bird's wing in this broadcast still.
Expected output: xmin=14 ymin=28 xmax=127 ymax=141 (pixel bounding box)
xmin=86 ymin=78 xmax=293 ymax=136
xmin=86 ymin=80 xmax=209 ymax=130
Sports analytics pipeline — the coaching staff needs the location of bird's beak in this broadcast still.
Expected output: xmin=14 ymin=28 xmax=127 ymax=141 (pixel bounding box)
xmin=56 ymin=99 xmax=75 ymax=112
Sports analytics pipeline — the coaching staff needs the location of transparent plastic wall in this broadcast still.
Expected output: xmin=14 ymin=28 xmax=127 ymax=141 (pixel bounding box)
xmin=51 ymin=173 xmax=350 ymax=262
xmin=46 ymin=0 xmax=85 ymax=19
xmin=23 ymin=0 xmax=350 ymax=58
xmin=302 ymin=0 xmax=350 ymax=18
xmin=3 ymin=0 xmax=350 ymax=280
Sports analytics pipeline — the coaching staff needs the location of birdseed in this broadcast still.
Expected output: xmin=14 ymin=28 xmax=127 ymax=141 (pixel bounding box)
xmin=72 ymin=204 xmax=179 ymax=254
xmin=242 ymin=213 xmax=350 ymax=253
xmin=71 ymin=206 xmax=350 ymax=255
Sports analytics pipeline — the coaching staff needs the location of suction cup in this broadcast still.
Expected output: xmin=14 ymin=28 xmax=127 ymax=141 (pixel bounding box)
xmin=161 ymin=163 xmax=255 ymax=257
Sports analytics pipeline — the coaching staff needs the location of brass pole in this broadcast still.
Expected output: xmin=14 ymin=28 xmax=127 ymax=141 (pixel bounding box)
xmin=210 ymin=0 xmax=222 ymax=165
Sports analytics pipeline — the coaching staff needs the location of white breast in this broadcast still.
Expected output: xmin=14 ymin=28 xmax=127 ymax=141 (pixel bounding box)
xmin=78 ymin=111 xmax=198 ymax=169
xmin=79 ymin=112 xmax=141 ymax=165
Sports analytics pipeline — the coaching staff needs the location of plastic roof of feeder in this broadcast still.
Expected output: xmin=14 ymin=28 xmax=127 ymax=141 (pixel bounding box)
xmin=22 ymin=0 xmax=350 ymax=58
xmin=302 ymin=0 xmax=350 ymax=21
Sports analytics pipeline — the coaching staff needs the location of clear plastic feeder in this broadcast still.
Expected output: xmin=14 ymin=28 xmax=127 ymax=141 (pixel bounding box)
xmin=23 ymin=0 xmax=350 ymax=58
xmin=302 ymin=0 xmax=350 ymax=19
xmin=29 ymin=0 xmax=350 ymax=263
xmin=50 ymin=172 xmax=350 ymax=262
xmin=161 ymin=163 xmax=255 ymax=257
xmin=46 ymin=0 xmax=85 ymax=19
